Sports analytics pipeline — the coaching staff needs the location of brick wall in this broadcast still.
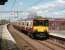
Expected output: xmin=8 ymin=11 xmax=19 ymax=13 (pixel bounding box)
xmin=49 ymin=19 xmax=65 ymax=32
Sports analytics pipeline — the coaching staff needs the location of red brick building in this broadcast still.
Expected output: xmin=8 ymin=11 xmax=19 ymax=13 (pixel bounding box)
xmin=49 ymin=19 xmax=65 ymax=32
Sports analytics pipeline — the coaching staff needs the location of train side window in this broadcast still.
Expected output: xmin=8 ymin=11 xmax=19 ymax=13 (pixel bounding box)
xmin=22 ymin=22 xmax=24 ymax=25
xmin=29 ymin=22 xmax=32 ymax=26
xmin=27 ymin=22 xmax=29 ymax=26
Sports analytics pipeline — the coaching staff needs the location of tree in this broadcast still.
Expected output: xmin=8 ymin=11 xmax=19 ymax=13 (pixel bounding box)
xmin=0 ymin=19 xmax=10 ymax=25
xmin=0 ymin=0 xmax=8 ymax=5
xmin=35 ymin=16 xmax=43 ymax=19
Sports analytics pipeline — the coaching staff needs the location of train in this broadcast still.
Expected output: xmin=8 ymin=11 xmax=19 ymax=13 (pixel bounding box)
xmin=12 ymin=18 xmax=65 ymax=40
xmin=16 ymin=18 xmax=49 ymax=40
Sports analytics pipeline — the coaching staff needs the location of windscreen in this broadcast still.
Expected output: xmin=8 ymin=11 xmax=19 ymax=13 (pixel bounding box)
xmin=33 ymin=20 xmax=48 ymax=26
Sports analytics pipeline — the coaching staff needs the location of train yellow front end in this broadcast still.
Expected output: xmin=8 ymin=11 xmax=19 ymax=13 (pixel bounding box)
xmin=31 ymin=19 xmax=49 ymax=40
xmin=33 ymin=26 xmax=48 ymax=32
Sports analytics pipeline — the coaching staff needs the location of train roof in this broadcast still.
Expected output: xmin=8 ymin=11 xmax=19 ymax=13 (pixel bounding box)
xmin=33 ymin=18 xmax=48 ymax=20
xmin=17 ymin=18 xmax=65 ymax=22
xmin=21 ymin=18 xmax=48 ymax=21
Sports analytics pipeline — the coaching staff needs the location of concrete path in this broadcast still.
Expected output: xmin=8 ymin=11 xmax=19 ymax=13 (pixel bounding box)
xmin=0 ymin=25 xmax=3 ymax=49
xmin=49 ymin=31 xmax=65 ymax=38
xmin=0 ymin=24 xmax=18 ymax=50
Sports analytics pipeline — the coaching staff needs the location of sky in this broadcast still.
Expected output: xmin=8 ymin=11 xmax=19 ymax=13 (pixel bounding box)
xmin=0 ymin=0 xmax=65 ymax=21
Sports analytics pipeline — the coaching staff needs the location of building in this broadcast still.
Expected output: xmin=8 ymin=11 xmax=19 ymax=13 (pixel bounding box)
xmin=49 ymin=18 xmax=65 ymax=32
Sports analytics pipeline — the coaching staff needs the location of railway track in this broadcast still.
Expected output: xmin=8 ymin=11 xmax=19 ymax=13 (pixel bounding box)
xmin=7 ymin=24 xmax=37 ymax=50
xmin=7 ymin=24 xmax=65 ymax=50
xmin=45 ymin=39 xmax=65 ymax=49
xmin=38 ymin=40 xmax=65 ymax=50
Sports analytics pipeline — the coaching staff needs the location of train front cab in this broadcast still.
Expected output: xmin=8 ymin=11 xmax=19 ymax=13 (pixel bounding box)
xmin=31 ymin=19 xmax=49 ymax=40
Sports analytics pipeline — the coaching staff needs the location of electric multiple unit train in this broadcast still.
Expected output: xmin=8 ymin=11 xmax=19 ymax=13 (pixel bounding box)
xmin=19 ymin=18 xmax=49 ymax=40
xmin=13 ymin=18 xmax=65 ymax=40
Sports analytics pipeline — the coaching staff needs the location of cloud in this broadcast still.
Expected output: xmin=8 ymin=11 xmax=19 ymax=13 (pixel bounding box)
xmin=27 ymin=0 xmax=65 ymax=18
xmin=57 ymin=0 xmax=65 ymax=3
xmin=0 ymin=0 xmax=65 ymax=20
